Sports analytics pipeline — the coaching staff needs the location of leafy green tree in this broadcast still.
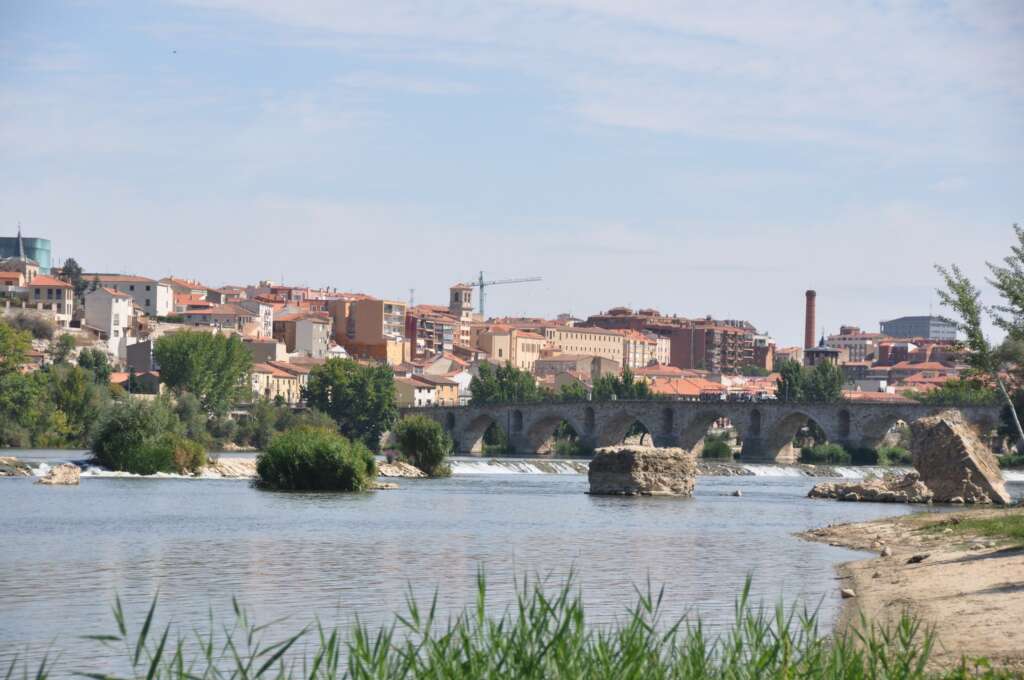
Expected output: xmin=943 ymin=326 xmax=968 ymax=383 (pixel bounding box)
xmin=154 ymin=330 xmax=252 ymax=414
xmin=51 ymin=333 xmax=76 ymax=364
xmin=904 ymin=378 xmax=999 ymax=406
xmin=304 ymin=358 xmax=397 ymax=451
xmin=739 ymin=365 xmax=771 ymax=377
xmin=174 ymin=392 xmax=214 ymax=448
xmin=0 ymin=371 xmax=69 ymax=446
xmin=591 ymin=367 xmax=653 ymax=402
xmin=256 ymin=427 xmax=377 ymax=491
xmin=0 ymin=320 xmax=31 ymax=376
xmin=804 ymin=362 xmax=845 ymax=403
xmin=9 ymin=312 xmax=54 ymax=340
xmin=394 ymin=415 xmax=452 ymax=477
xmin=48 ymin=364 xmax=107 ymax=444
xmin=469 ymin=362 xmax=543 ymax=405
xmin=77 ymin=347 xmax=112 ymax=384
xmin=558 ymin=381 xmax=589 ymax=402
xmin=91 ymin=398 xmax=200 ymax=474
xmin=776 ymin=359 xmax=804 ymax=402
xmin=58 ymin=258 xmax=87 ymax=301
xmin=936 ymin=231 xmax=1024 ymax=445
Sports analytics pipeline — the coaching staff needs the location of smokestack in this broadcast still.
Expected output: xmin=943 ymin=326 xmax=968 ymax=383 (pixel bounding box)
xmin=804 ymin=290 xmax=817 ymax=349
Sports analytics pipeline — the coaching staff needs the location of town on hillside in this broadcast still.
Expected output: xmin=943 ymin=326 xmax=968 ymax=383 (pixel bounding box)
xmin=0 ymin=227 xmax=963 ymax=409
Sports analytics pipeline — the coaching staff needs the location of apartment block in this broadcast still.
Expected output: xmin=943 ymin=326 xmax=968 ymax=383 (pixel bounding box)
xmin=544 ymin=326 xmax=624 ymax=365
xmin=669 ymin=322 xmax=754 ymax=373
xmin=85 ymin=274 xmax=173 ymax=317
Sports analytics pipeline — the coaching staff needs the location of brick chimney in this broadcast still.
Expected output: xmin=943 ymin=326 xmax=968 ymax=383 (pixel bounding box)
xmin=804 ymin=290 xmax=816 ymax=350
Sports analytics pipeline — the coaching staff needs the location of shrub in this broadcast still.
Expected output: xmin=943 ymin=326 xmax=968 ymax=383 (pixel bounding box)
xmin=91 ymin=399 xmax=206 ymax=474
xmin=701 ymin=433 xmax=734 ymax=459
xmin=877 ymin=446 xmax=913 ymax=466
xmin=999 ymin=453 xmax=1024 ymax=468
xmin=9 ymin=312 xmax=54 ymax=340
xmin=800 ymin=442 xmax=851 ymax=464
xmin=256 ymin=427 xmax=377 ymax=491
xmin=394 ymin=415 xmax=452 ymax=477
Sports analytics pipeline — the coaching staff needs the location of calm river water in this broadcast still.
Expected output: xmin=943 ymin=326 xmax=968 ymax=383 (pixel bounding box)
xmin=2 ymin=452 xmax=1021 ymax=676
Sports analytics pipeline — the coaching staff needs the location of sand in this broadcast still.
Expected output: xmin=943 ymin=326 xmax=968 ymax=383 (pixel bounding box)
xmin=802 ymin=508 xmax=1024 ymax=672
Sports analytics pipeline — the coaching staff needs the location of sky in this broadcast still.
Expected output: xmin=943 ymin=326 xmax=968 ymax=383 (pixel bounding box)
xmin=1 ymin=1 xmax=1021 ymax=346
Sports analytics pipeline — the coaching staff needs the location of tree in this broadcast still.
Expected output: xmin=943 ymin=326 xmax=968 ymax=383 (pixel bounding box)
xmin=905 ymin=379 xmax=998 ymax=406
xmin=394 ymin=415 xmax=452 ymax=477
xmin=776 ymin=359 xmax=804 ymax=402
xmin=154 ymin=330 xmax=252 ymax=414
xmin=590 ymin=367 xmax=653 ymax=402
xmin=804 ymin=362 xmax=845 ymax=403
xmin=775 ymin=359 xmax=844 ymax=403
xmin=77 ymin=347 xmax=112 ymax=384
xmin=0 ymin=320 xmax=31 ymax=377
xmin=739 ymin=365 xmax=771 ymax=377
xmin=936 ymin=232 xmax=1024 ymax=447
xmin=256 ymin=427 xmax=377 ymax=491
xmin=91 ymin=398 xmax=201 ymax=474
xmin=469 ymin=362 xmax=543 ymax=405
xmin=48 ymin=364 xmax=107 ymax=444
xmin=51 ymin=333 xmax=76 ymax=364
xmin=304 ymin=358 xmax=397 ymax=451
xmin=558 ymin=381 xmax=589 ymax=402
xmin=59 ymin=257 xmax=87 ymax=301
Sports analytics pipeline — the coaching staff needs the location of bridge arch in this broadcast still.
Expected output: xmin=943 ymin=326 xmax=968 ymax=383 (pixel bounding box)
xmin=679 ymin=411 xmax=727 ymax=451
xmin=596 ymin=410 xmax=659 ymax=447
xmin=526 ymin=412 xmax=587 ymax=453
xmin=460 ymin=413 xmax=510 ymax=454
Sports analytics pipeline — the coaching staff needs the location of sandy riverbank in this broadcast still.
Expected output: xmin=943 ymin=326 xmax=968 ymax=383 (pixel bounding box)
xmin=802 ymin=508 xmax=1024 ymax=672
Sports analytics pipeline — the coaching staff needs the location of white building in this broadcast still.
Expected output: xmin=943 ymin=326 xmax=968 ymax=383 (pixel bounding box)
xmin=240 ymin=300 xmax=273 ymax=338
xmin=295 ymin=317 xmax=330 ymax=359
xmin=85 ymin=274 xmax=173 ymax=317
xmin=84 ymin=287 xmax=134 ymax=358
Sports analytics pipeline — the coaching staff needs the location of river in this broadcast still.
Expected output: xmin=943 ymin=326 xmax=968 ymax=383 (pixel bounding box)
xmin=2 ymin=450 xmax=1022 ymax=676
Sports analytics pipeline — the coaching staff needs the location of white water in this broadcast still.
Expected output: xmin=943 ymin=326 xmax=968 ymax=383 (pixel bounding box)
xmin=450 ymin=459 xmax=587 ymax=475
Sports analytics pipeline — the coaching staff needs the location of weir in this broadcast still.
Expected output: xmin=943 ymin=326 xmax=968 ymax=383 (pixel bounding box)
xmin=404 ymin=401 xmax=1001 ymax=463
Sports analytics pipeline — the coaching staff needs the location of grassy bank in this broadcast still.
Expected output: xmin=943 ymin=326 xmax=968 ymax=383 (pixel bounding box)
xmin=6 ymin=577 xmax=1016 ymax=679
xmin=921 ymin=513 xmax=1024 ymax=548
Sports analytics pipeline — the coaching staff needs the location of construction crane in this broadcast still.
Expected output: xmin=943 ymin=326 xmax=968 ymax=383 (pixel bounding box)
xmin=470 ymin=271 xmax=542 ymax=317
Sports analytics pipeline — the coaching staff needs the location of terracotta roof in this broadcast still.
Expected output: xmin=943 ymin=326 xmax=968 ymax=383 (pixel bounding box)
xmin=28 ymin=275 xmax=71 ymax=288
xmin=86 ymin=273 xmax=156 ymax=284
xmin=251 ymin=362 xmax=296 ymax=379
xmin=842 ymin=391 xmax=916 ymax=403
xmin=266 ymin=360 xmax=312 ymax=375
xmin=395 ymin=376 xmax=431 ymax=388
xmin=411 ymin=373 xmax=457 ymax=386
xmin=0 ymin=272 xmax=22 ymax=282
xmin=98 ymin=287 xmax=132 ymax=299
xmin=183 ymin=304 xmax=255 ymax=317
xmin=516 ymin=331 xmax=547 ymax=341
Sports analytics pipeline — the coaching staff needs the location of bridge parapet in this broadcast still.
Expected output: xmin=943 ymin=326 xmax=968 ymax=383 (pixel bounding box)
xmin=402 ymin=401 xmax=1001 ymax=463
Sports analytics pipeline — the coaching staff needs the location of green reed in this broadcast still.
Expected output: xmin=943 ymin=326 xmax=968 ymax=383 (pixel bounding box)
xmin=4 ymin=574 xmax=1015 ymax=679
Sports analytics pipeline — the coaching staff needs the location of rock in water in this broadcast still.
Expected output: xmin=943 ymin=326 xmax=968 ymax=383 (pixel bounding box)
xmin=36 ymin=463 xmax=80 ymax=485
xmin=910 ymin=411 xmax=1011 ymax=505
xmin=588 ymin=446 xmax=696 ymax=496
xmin=808 ymin=471 xmax=933 ymax=504
xmin=840 ymin=588 xmax=856 ymax=599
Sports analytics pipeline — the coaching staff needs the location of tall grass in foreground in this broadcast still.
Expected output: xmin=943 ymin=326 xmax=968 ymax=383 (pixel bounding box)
xmin=4 ymin=576 xmax=1014 ymax=679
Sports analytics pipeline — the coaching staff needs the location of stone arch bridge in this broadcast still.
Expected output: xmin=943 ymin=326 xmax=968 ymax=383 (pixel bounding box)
xmin=401 ymin=401 xmax=1001 ymax=463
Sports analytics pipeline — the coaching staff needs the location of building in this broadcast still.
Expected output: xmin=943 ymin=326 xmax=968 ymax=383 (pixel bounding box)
xmin=448 ymin=283 xmax=475 ymax=347
xmin=239 ymin=300 xmax=273 ymax=338
xmin=0 ymin=271 xmax=24 ymax=296
xmin=273 ymin=313 xmax=331 ymax=357
xmin=160 ymin=276 xmax=209 ymax=299
xmin=475 ymin=325 xmax=546 ymax=371
xmin=242 ymin=337 xmax=288 ymax=364
xmin=621 ymin=330 xmax=658 ymax=369
xmin=333 ymin=297 xmax=409 ymax=364
xmin=406 ymin=308 xmax=459 ymax=358
xmin=26 ymin=275 xmax=74 ymax=327
xmin=294 ymin=316 xmax=331 ymax=358
xmin=411 ymin=373 xmax=459 ymax=406
xmin=394 ymin=375 xmax=436 ymax=407
xmin=181 ymin=304 xmax=258 ymax=334
xmin=0 ymin=226 xmax=51 ymax=273
xmin=880 ymin=315 xmax=957 ymax=341
xmin=545 ymin=326 xmax=624 ymax=365
xmin=752 ymin=334 xmax=775 ymax=370
xmin=827 ymin=327 xmax=885 ymax=363
xmin=85 ymin=274 xmax=173 ymax=317
xmin=804 ymin=337 xmax=842 ymax=367
xmin=84 ymin=287 xmax=134 ymax=357
xmin=533 ymin=354 xmax=619 ymax=380
xmin=669 ymin=321 xmax=754 ymax=373
xmin=250 ymin=363 xmax=301 ymax=404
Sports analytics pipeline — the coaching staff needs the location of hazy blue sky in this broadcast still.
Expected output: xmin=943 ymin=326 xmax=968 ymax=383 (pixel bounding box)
xmin=1 ymin=1 xmax=1021 ymax=345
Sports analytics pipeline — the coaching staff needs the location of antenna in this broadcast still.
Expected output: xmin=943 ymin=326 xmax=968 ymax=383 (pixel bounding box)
xmin=409 ymin=288 xmax=415 ymax=307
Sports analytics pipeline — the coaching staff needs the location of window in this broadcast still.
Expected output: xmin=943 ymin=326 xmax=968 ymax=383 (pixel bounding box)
xmin=113 ymin=329 xmax=119 ymax=337
xmin=145 ymin=299 xmax=150 ymax=307
xmin=145 ymin=285 xmax=151 ymax=291
xmin=113 ymin=314 xmax=120 ymax=326
xmin=129 ymin=285 xmax=135 ymax=291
